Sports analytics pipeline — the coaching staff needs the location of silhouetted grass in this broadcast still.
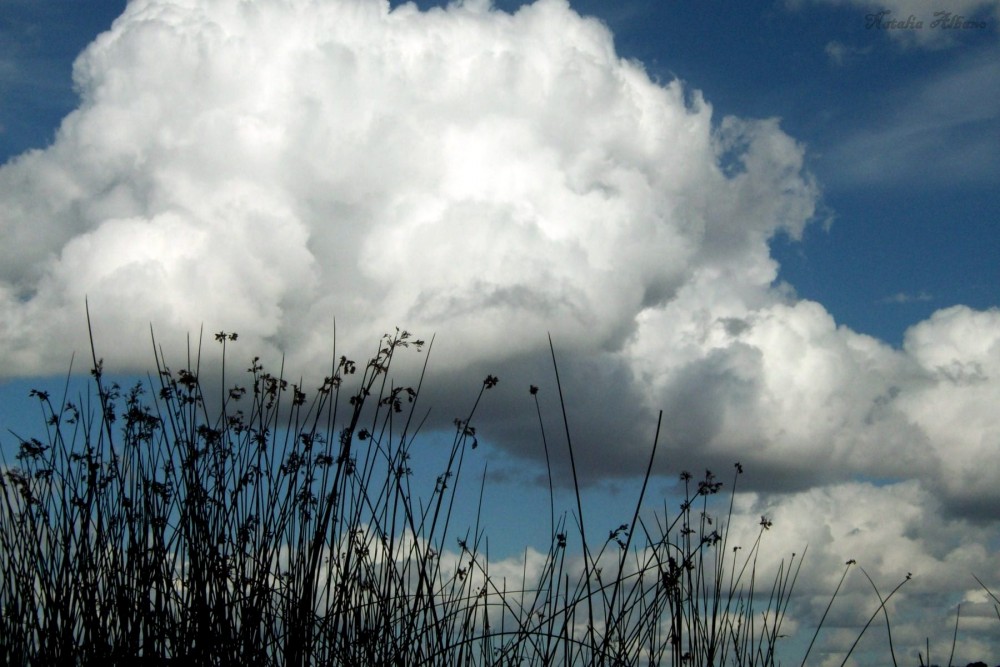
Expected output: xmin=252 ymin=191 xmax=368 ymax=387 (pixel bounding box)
xmin=0 ymin=323 xmax=950 ymax=665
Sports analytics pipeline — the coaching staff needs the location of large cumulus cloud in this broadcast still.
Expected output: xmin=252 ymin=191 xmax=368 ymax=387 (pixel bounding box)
xmin=1 ymin=0 xmax=1000 ymax=530
xmin=0 ymin=0 xmax=815 ymax=374
xmin=4 ymin=0 xmax=1000 ymax=659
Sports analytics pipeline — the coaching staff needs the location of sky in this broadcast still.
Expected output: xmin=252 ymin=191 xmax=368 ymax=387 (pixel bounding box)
xmin=1 ymin=0 xmax=999 ymax=664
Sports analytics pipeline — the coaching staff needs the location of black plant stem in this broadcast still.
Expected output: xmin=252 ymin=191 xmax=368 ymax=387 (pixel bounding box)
xmin=603 ymin=410 xmax=663 ymax=657
xmin=547 ymin=333 xmax=596 ymax=654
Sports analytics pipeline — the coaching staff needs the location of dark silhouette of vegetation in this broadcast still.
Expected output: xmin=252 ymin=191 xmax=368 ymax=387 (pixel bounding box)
xmin=0 ymin=323 xmax=992 ymax=665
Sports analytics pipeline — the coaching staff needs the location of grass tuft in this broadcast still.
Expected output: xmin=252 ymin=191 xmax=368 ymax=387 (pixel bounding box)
xmin=0 ymin=325 xmax=959 ymax=665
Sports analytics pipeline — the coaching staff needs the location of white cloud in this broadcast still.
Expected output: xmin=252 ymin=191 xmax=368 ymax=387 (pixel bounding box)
xmin=0 ymin=0 xmax=996 ymax=501
xmin=2 ymin=0 xmax=1000 ymax=659
xmin=898 ymin=306 xmax=1000 ymax=514
xmin=724 ymin=480 xmax=1000 ymax=665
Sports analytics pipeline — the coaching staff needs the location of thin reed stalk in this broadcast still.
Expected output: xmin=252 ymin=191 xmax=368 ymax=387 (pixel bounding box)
xmin=0 ymin=325 xmax=901 ymax=665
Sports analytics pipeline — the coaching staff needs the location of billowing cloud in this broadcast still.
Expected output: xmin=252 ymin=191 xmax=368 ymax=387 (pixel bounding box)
xmin=726 ymin=480 xmax=1000 ymax=665
xmin=0 ymin=0 xmax=998 ymax=500
xmin=3 ymin=0 xmax=1000 ymax=659
xmin=0 ymin=0 xmax=817 ymax=406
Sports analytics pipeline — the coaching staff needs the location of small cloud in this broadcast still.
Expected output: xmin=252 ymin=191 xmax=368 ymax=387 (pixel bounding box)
xmin=880 ymin=291 xmax=934 ymax=304
xmin=824 ymin=39 xmax=872 ymax=65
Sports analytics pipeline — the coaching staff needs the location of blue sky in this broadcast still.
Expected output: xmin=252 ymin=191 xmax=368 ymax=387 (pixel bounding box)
xmin=2 ymin=0 xmax=1000 ymax=663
